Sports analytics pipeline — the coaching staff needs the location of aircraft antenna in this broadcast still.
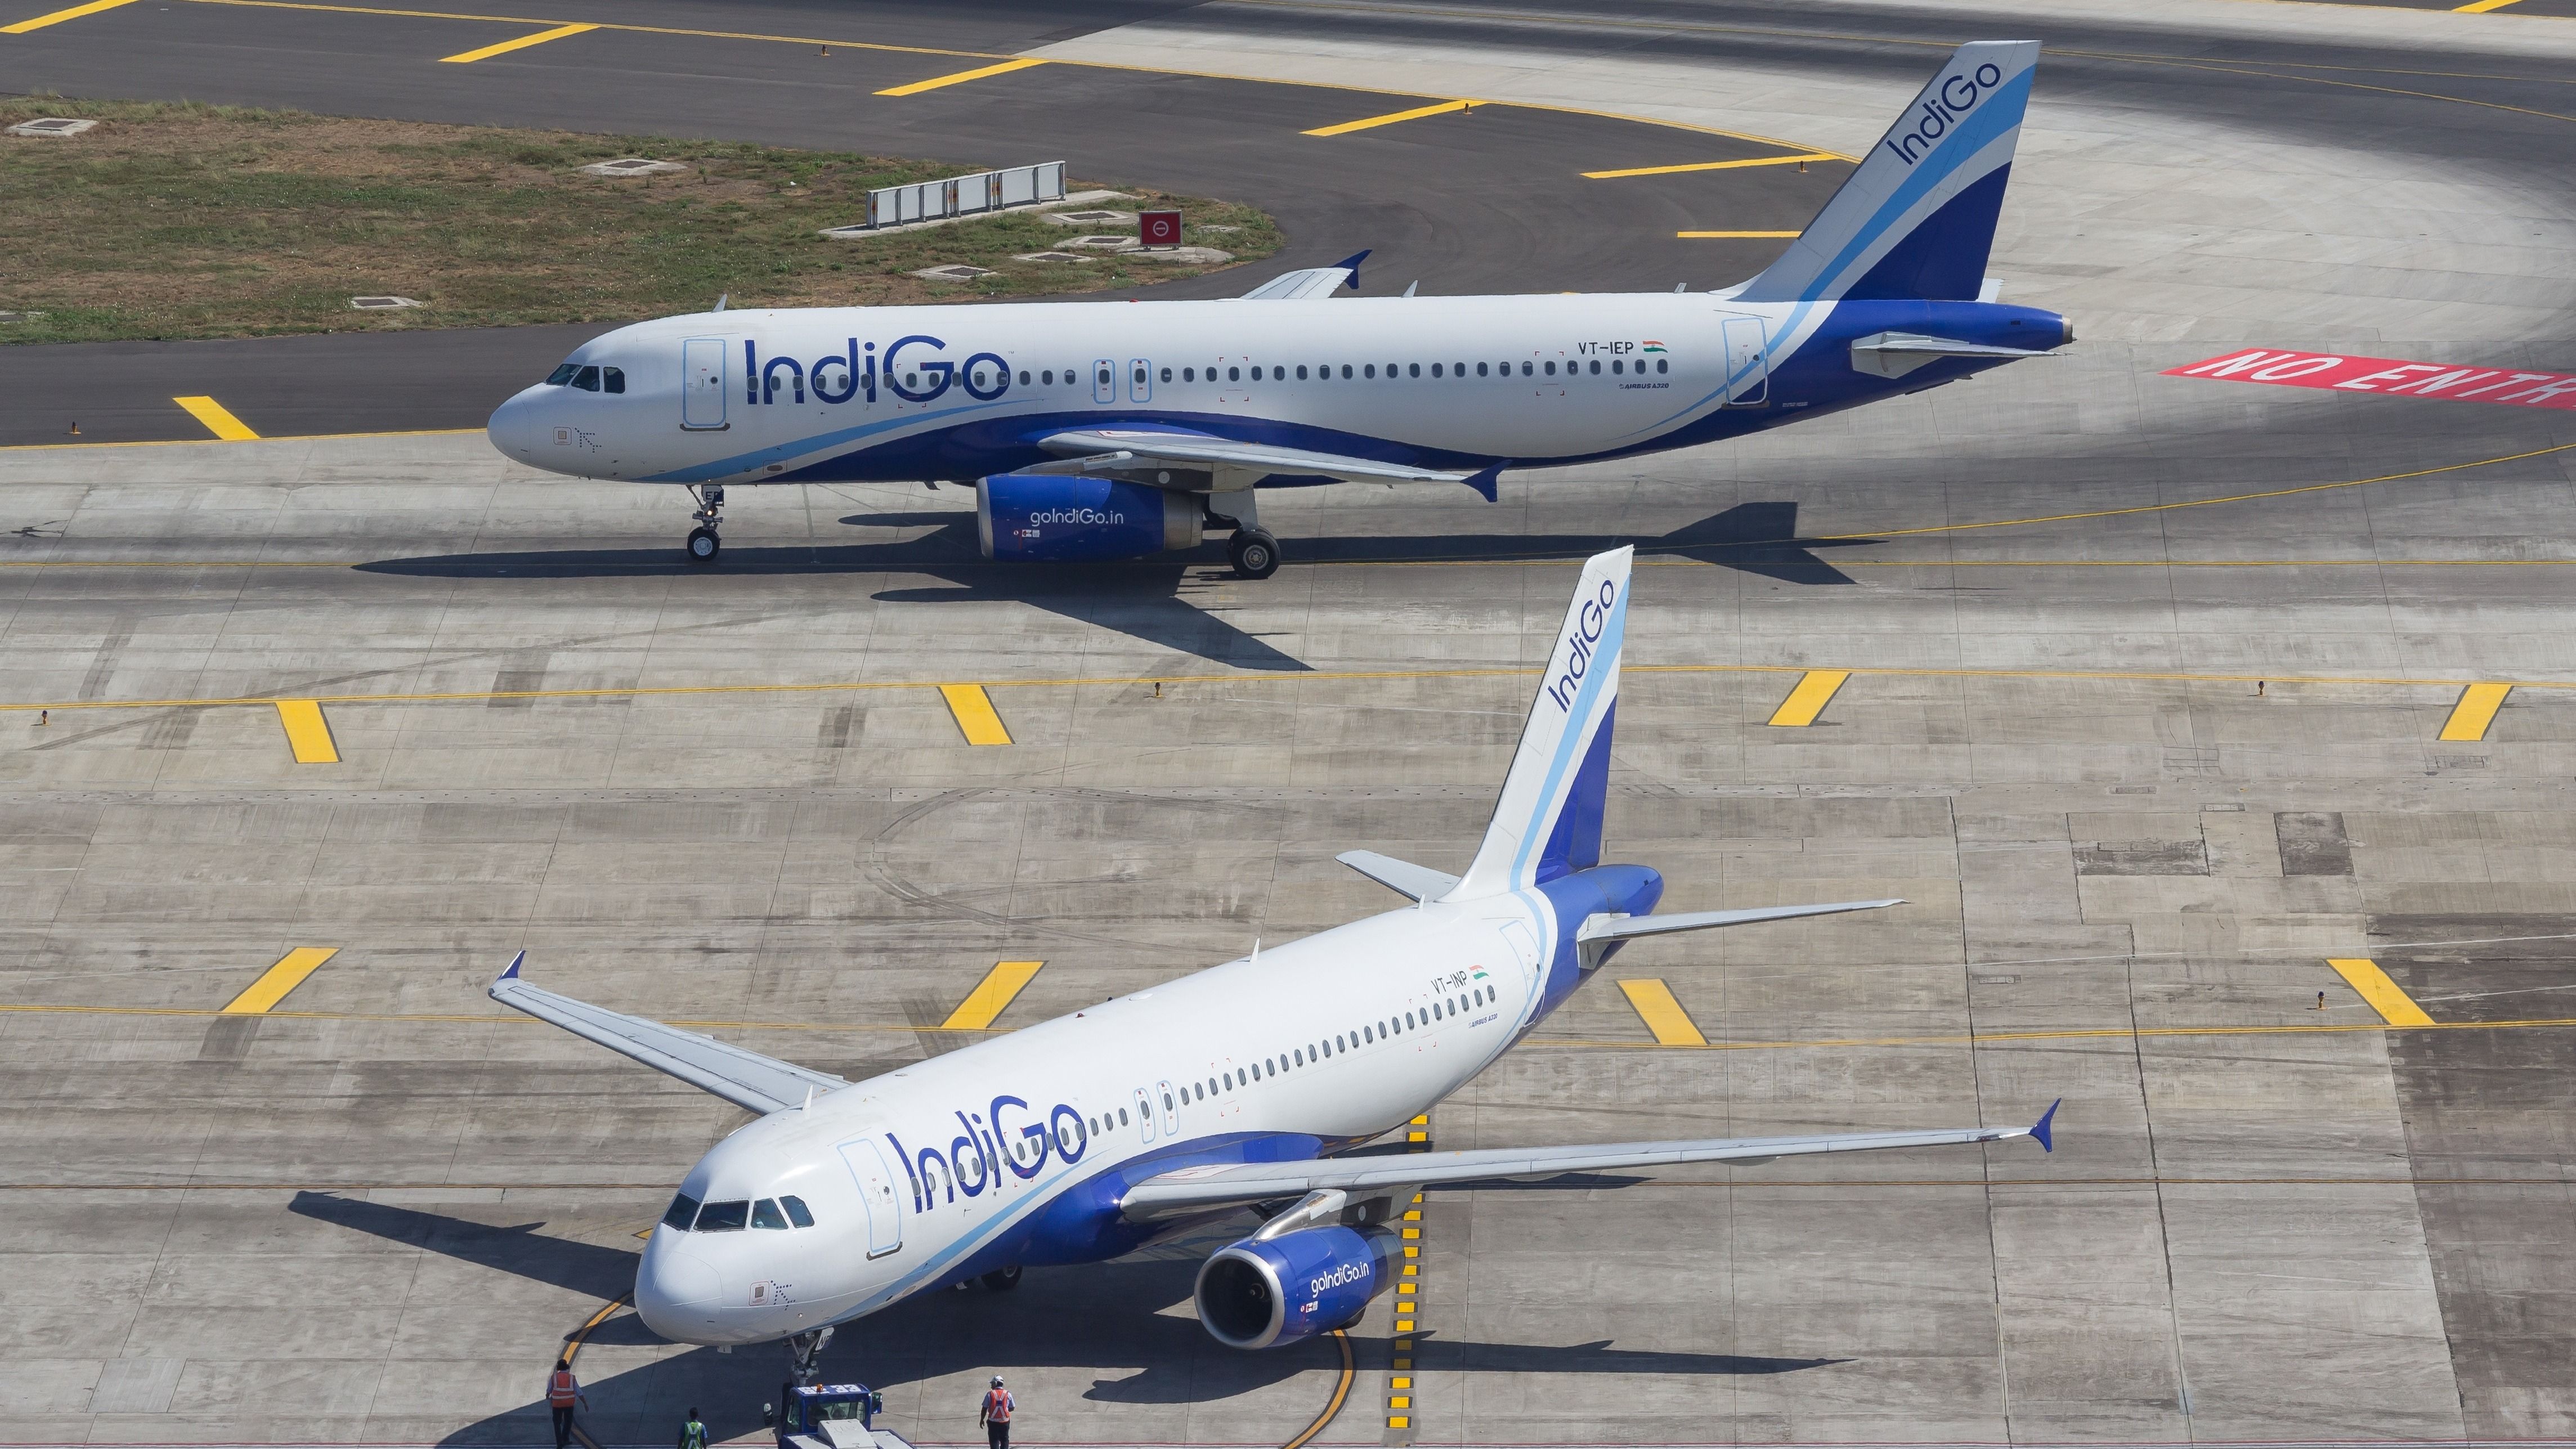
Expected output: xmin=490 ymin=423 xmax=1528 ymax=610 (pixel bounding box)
xmin=713 ymin=293 xmax=729 ymax=313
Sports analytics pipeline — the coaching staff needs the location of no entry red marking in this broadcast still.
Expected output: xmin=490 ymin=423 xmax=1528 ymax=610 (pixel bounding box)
xmin=2165 ymin=349 xmax=2576 ymax=411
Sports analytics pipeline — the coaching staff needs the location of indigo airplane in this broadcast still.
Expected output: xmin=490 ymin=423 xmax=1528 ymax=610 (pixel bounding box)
xmin=487 ymin=42 xmax=2069 ymax=577
xmin=491 ymin=548 xmax=2059 ymax=1377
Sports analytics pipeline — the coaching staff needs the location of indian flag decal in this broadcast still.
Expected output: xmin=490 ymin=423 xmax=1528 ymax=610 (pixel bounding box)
xmin=1641 ymin=342 xmax=1667 ymax=352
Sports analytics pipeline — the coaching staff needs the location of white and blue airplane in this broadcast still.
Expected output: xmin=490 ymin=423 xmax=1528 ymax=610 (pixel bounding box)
xmin=491 ymin=547 xmax=2058 ymax=1377
xmin=486 ymin=42 xmax=2068 ymax=578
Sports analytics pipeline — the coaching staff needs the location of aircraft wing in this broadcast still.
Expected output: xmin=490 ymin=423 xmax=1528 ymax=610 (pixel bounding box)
xmin=487 ymin=952 xmax=844 ymax=1115
xmin=1235 ymin=249 xmax=1369 ymax=300
xmin=1117 ymin=1103 xmax=2057 ymax=1221
xmin=1035 ymin=429 xmax=1469 ymax=485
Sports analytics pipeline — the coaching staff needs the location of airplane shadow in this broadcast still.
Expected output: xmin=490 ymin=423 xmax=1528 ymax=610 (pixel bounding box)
xmin=291 ymin=1194 xmax=1836 ymax=1446
xmin=351 ymin=502 xmax=1867 ymax=672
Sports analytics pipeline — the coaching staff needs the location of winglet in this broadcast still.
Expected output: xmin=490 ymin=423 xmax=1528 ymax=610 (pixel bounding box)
xmin=1462 ymin=464 xmax=1501 ymax=503
xmin=2031 ymin=1097 xmax=2060 ymax=1153
xmin=1334 ymin=249 xmax=1369 ymax=289
xmin=494 ymin=949 xmax=526 ymax=989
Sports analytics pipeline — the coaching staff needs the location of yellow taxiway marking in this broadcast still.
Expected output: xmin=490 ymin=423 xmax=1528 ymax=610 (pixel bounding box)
xmin=1766 ymin=669 xmax=1850 ymax=727
xmin=1616 ymin=979 xmax=1708 ymax=1046
xmin=219 ymin=947 xmax=339 ymax=1015
xmin=2328 ymin=958 xmax=2436 ymax=1028
xmin=274 ymin=699 xmax=340 ymax=762
xmin=1 ymin=0 xmax=138 ymax=30
xmin=438 ymin=19 xmax=591 ymax=61
xmin=1678 ymin=230 xmax=1802 ymax=239
xmin=1303 ymin=98 xmax=1470 ymax=136
xmin=937 ymin=683 xmax=1013 ymax=744
xmin=1587 ymin=152 xmax=1839 ymax=178
xmin=1280 ymin=1330 xmax=1354 ymax=1449
xmin=2439 ymin=682 xmax=2512 ymax=742
xmin=939 ymin=960 xmax=1042 ymax=1030
xmin=2455 ymin=0 xmax=2529 ymax=12
xmin=171 ymin=396 xmax=260 ymax=441
xmin=875 ymin=56 xmax=1045 ymax=95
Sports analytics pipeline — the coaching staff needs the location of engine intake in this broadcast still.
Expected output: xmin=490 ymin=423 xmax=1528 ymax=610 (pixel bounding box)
xmin=1194 ymin=1224 xmax=1399 ymax=1350
xmin=976 ymin=474 xmax=1202 ymax=562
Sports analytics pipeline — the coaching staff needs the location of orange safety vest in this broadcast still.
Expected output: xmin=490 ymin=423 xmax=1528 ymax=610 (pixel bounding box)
xmin=548 ymin=1370 xmax=580 ymax=1408
xmin=983 ymin=1389 xmax=1013 ymax=1423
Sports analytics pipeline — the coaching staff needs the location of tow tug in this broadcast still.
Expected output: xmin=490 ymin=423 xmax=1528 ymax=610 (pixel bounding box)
xmin=764 ymin=1382 xmax=911 ymax=1449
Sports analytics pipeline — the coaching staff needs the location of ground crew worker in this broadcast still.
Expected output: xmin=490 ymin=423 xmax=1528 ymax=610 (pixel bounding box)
xmin=678 ymin=1407 xmax=707 ymax=1449
xmin=979 ymin=1375 xmax=1014 ymax=1449
xmin=546 ymin=1357 xmax=586 ymax=1449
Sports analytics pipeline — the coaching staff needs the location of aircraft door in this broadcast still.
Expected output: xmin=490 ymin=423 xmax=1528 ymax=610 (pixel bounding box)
xmin=1128 ymin=358 xmax=1153 ymax=404
xmin=1092 ymin=358 xmax=1117 ymax=404
xmin=836 ymin=1139 xmax=904 ymax=1258
xmin=1499 ymin=919 xmax=1542 ymax=985
xmin=1719 ymin=316 xmax=1769 ymax=406
xmin=682 ymin=337 xmax=728 ymax=430
xmin=1133 ymin=1087 xmax=1157 ymax=1143
xmin=1156 ymin=1079 xmax=1179 ymax=1138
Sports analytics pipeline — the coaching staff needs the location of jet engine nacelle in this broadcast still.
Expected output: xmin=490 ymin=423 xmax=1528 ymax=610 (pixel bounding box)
xmin=976 ymin=474 xmax=1203 ymax=562
xmin=1194 ymin=1223 xmax=1399 ymax=1349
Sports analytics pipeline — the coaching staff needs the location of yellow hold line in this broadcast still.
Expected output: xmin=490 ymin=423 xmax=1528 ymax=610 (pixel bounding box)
xmin=2328 ymin=958 xmax=2436 ymax=1028
xmin=1303 ymin=98 xmax=1470 ymax=136
xmin=274 ymin=699 xmax=340 ymax=763
xmin=1 ymin=0 xmax=139 ymax=30
xmin=2438 ymin=681 xmax=2511 ymax=742
xmin=1767 ymin=669 xmax=1850 ymax=727
xmin=937 ymin=683 xmax=1013 ymax=745
xmin=939 ymin=961 xmax=1043 ymax=1030
xmin=221 ymin=947 xmax=339 ymax=1015
xmin=172 ymin=396 xmax=259 ymax=441
xmin=437 ymin=19 xmax=593 ymax=61
xmin=875 ymin=56 xmax=1045 ymax=95
xmin=1587 ymin=152 xmax=1838 ymax=178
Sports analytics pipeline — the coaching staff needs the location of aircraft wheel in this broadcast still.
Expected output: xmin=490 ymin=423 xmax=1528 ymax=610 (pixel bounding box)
xmin=686 ymin=526 xmax=722 ymax=563
xmin=1227 ymin=528 xmax=1280 ymax=580
xmin=979 ymin=1264 xmax=1024 ymax=1292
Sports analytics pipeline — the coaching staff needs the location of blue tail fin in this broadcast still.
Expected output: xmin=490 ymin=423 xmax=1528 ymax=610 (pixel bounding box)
xmin=1737 ymin=41 xmax=2038 ymax=304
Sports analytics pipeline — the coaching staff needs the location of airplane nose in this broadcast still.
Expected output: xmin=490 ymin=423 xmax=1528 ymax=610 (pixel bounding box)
xmin=486 ymin=386 xmax=550 ymax=463
xmin=634 ymin=1239 xmax=724 ymax=1339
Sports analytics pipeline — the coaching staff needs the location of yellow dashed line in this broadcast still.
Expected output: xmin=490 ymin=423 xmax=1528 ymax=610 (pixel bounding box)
xmin=0 ymin=0 xmax=138 ymax=30
xmin=1304 ymin=98 xmax=1470 ymax=136
xmin=1616 ymin=979 xmax=1709 ymax=1046
xmin=2439 ymin=682 xmax=2511 ymax=742
xmin=172 ymin=396 xmax=259 ymax=441
xmin=1766 ymin=669 xmax=1849 ymax=726
xmin=937 ymin=683 xmax=1013 ymax=744
xmin=938 ymin=961 xmax=1042 ymax=1030
xmin=1587 ymin=152 xmax=1838 ymax=178
xmin=437 ymin=19 xmax=591 ymax=61
xmin=274 ymin=699 xmax=339 ymax=763
xmin=874 ymin=56 xmax=1045 ymax=95
xmin=219 ymin=947 xmax=338 ymax=1014
xmin=2328 ymin=958 xmax=2436 ymax=1028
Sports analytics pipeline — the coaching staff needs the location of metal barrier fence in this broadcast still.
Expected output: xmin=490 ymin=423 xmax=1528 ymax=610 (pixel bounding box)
xmin=863 ymin=162 xmax=1065 ymax=229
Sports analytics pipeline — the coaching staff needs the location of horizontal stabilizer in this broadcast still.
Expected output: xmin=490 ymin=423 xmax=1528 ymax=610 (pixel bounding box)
xmin=1849 ymin=331 xmax=2057 ymax=379
xmin=1337 ymin=850 xmax=1461 ymax=903
xmin=1235 ymin=249 xmax=1370 ymax=300
xmin=1577 ymin=898 xmax=1902 ymax=945
xmin=488 ymin=952 xmax=844 ymax=1115
xmin=1121 ymin=1114 xmax=2044 ymax=1219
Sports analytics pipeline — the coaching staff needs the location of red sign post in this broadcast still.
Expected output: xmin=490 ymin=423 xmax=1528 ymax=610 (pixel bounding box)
xmin=1139 ymin=209 xmax=1182 ymax=248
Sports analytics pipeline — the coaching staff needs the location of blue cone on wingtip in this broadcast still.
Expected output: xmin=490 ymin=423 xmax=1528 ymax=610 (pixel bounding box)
xmin=2031 ymin=1098 xmax=2061 ymax=1153
xmin=496 ymin=949 xmax=525 ymax=985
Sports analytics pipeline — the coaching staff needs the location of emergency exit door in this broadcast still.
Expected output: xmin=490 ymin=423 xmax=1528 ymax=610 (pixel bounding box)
xmin=1092 ymin=358 xmax=1116 ymax=403
xmin=1128 ymin=358 xmax=1153 ymax=403
xmin=1719 ymin=316 xmax=1769 ymax=406
xmin=682 ymin=337 xmax=728 ymax=429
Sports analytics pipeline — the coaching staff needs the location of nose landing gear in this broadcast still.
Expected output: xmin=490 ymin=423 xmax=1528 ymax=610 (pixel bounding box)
xmin=686 ymin=485 xmax=725 ymax=563
xmin=785 ymin=1324 xmax=833 ymax=1387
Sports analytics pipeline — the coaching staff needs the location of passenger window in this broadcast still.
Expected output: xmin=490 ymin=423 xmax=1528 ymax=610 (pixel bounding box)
xmin=1293 ymin=1048 xmax=1302 ymax=1065
xmin=696 ymin=1199 xmax=749 ymax=1232
xmin=1524 ymin=361 xmax=1535 ymax=376
xmin=1223 ymin=1072 xmax=1233 ymax=1089
xmin=1020 ymin=370 xmax=1031 ymax=385
xmin=1041 ymin=370 xmax=1053 ymax=385
xmin=1228 ymin=366 xmax=1240 ymax=382
xmin=1544 ymin=361 xmax=1556 ymax=376
xmin=1406 ymin=1011 xmax=1416 ymax=1028
xmin=662 ymin=1192 xmax=701 ymax=1230
xmin=1659 ymin=358 xmax=1670 ymax=373
xmin=1590 ymin=359 xmax=1602 ymax=375
xmin=782 ymin=1195 xmax=814 ymax=1228
xmin=1161 ymin=367 xmax=1172 ymax=382
xmin=1340 ymin=365 xmax=1353 ymax=379
xmin=1119 ymin=1107 xmax=1130 ymax=1125
xmin=546 ymin=363 xmax=579 ymax=386
xmin=1364 ymin=364 xmax=1376 ymax=379
xmin=751 ymin=1198 xmax=789 ymax=1230
xmin=1611 ymin=359 xmax=1623 ymax=374
xmin=1296 ymin=365 xmax=1308 ymax=380
xmin=573 ymin=365 xmax=601 ymax=391
xmin=602 ymin=366 xmax=626 ymax=394
xmin=1454 ymin=362 xmax=1466 ymax=376
xmin=1183 ymin=367 xmax=1195 ymax=382
xmin=1476 ymin=362 xmax=1489 ymax=377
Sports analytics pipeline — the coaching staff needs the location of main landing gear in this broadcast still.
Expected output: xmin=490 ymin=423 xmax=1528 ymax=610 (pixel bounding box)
xmin=685 ymin=484 xmax=725 ymax=563
xmin=1227 ymin=528 xmax=1281 ymax=581
xmin=978 ymin=1264 xmax=1024 ymax=1292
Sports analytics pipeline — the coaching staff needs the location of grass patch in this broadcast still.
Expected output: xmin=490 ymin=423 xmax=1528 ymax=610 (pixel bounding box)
xmin=0 ymin=97 xmax=1281 ymax=345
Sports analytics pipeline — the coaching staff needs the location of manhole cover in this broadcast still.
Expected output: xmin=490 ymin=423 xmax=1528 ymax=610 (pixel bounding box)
xmin=1011 ymin=251 xmax=1091 ymax=264
xmin=1062 ymin=235 xmax=1137 ymax=250
xmin=7 ymin=117 xmax=98 ymax=137
xmin=1127 ymin=245 xmax=1235 ymax=264
xmin=912 ymin=264 xmax=997 ymax=282
xmin=351 ymin=295 xmax=424 ymax=310
xmin=580 ymin=157 xmax=689 ymax=178
xmin=1044 ymin=209 xmax=1137 ymax=226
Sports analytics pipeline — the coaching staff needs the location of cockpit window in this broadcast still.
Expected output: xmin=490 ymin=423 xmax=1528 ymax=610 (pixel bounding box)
xmin=546 ymin=363 xmax=580 ymax=386
xmin=601 ymin=366 xmax=625 ymax=394
xmin=695 ymin=1199 xmax=749 ymax=1232
xmin=572 ymin=365 xmax=601 ymax=392
xmin=782 ymin=1195 xmax=814 ymax=1228
xmin=661 ymin=1192 xmax=700 ymax=1231
xmin=750 ymin=1198 xmax=789 ymax=1230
